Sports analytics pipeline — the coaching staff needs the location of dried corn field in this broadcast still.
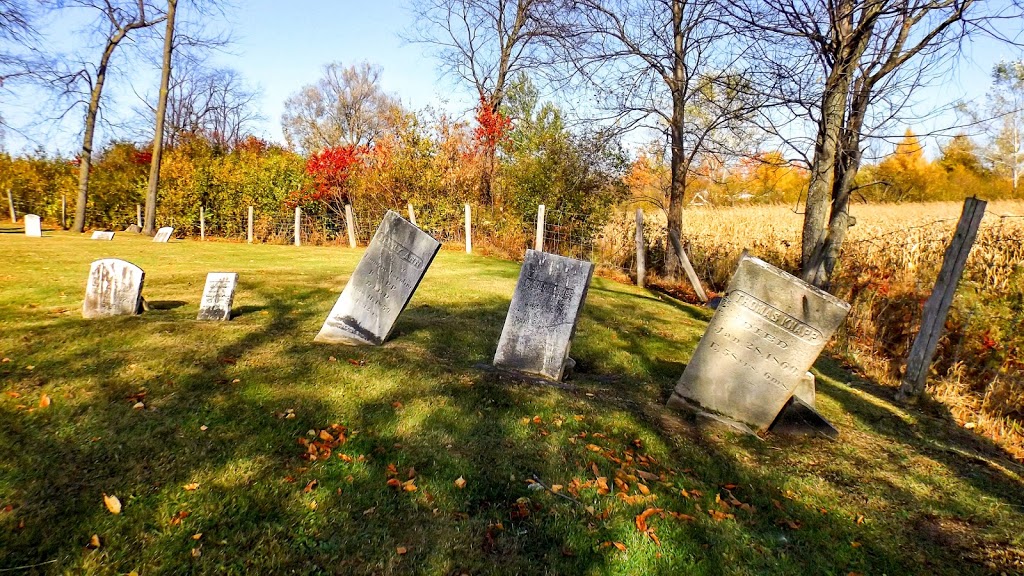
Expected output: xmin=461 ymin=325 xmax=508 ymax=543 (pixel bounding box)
xmin=596 ymin=201 xmax=1024 ymax=459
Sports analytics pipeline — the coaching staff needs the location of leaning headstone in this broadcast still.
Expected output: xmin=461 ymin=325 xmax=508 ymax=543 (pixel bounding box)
xmin=24 ymin=214 xmax=41 ymax=237
xmin=315 ymin=211 xmax=440 ymax=345
xmin=153 ymin=227 xmax=174 ymax=243
xmin=91 ymin=231 xmax=115 ymax=241
xmin=493 ymin=249 xmax=594 ymax=381
xmin=197 ymin=272 xmax=238 ymax=321
xmin=82 ymin=259 xmax=145 ymax=318
xmin=667 ymin=254 xmax=850 ymax=433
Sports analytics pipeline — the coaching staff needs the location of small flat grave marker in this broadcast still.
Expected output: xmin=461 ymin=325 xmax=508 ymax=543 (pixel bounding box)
xmin=667 ymin=254 xmax=850 ymax=433
xmin=153 ymin=227 xmax=174 ymax=243
xmin=197 ymin=272 xmax=238 ymax=321
xmin=91 ymin=231 xmax=115 ymax=241
xmin=315 ymin=210 xmax=440 ymax=345
xmin=82 ymin=259 xmax=145 ymax=318
xmin=493 ymin=249 xmax=594 ymax=381
xmin=24 ymin=214 xmax=41 ymax=237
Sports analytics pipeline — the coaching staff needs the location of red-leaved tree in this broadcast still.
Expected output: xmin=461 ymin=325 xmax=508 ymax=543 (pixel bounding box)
xmin=289 ymin=145 xmax=365 ymax=214
xmin=473 ymin=95 xmax=513 ymax=206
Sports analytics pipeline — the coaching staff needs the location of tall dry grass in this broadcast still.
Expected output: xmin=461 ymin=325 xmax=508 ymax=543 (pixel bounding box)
xmin=600 ymin=201 xmax=1024 ymax=459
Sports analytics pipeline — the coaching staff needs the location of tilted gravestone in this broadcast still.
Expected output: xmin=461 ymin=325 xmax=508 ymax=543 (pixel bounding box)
xmin=315 ymin=211 xmax=440 ymax=345
xmin=667 ymin=254 xmax=850 ymax=433
xmin=493 ymin=249 xmax=594 ymax=381
xmin=91 ymin=231 xmax=115 ymax=241
xmin=82 ymin=259 xmax=145 ymax=318
xmin=153 ymin=227 xmax=174 ymax=243
xmin=24 ymin=214 xmax=41 ymax=237
xmin=197 ymin=272 xmax=238 ymax=321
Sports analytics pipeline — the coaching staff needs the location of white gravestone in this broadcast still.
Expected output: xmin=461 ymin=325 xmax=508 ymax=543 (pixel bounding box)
xmin=153 ymin=227 xmax=174 ymax=243
xmin=197 ymin=272 xmax=238 ymax=321
xmin=24 ymin=214 xmax=41 ymax=237
xmin=667 ymin=254 xmax=850 ymax=432
xmin=315 ymin=211 xmax=441 ymax=345
xmin=493 ymin=250 xmax=594 ymax=381
xmin=91 ymin=231 xmax=115 ymax=241
xmin=82 ymin=259 xmax=145 ymax=318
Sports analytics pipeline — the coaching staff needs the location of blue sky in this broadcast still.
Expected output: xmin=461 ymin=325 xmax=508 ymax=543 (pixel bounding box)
xmin=3 ymin=1 xmax=1022 ymax=158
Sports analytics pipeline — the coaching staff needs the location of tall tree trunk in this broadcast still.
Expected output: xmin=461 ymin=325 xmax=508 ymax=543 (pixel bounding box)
xmin=665 ymin=0 xmax=686 ymax=279
xmin=71 ymin=37 xmax=123 ymax=233
xmin=143 ymin=0 xmax=177 ymax=235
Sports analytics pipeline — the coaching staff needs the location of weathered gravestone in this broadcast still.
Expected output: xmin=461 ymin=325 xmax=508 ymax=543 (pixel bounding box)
xmin=667 ymin=254 xmax=850 ymax=434
xmin=24 ymin=214 xmax=41 ymax=237
xmin=153 ymin=227 xmax=174 ymax=243
xmin=82 ymin=259 xmax=145 ymax=318
xmin=91 ymin=231 xmax=115 ymax=241
xmin=493 ymin=249 xmax=594 ymax=381
xmin=197 ymin=272 xmax=238 ymax=321
xmin=315 ymin=211 xmax=440 ymax=345
xmin=124 ymin=224 xmax=141 ymax=234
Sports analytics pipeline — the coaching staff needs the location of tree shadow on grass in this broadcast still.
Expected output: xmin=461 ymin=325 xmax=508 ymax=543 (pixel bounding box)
xmin=1 ymin=273 xmax=1023 ymax=574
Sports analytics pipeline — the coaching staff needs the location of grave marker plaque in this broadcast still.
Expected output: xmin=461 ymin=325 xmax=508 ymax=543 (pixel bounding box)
xmin=315 ymin=211 xmax=440 ymax=345
xmin=153 ymin=227 xmax=174 ymax=243
xmin=197 ymin=272 xmax=238 ymax=321
xmin=24 ymin=214 xmax=41 ymax=237
xmin=493 ymin=250 xmax=594 ymax=381
xmin=667 ymin=254 xmax=850 ymax=432
xmin=82 ymin=259 xmax=145 ymax=318
xmin=91 ymin=231 xmax=115 ymax=241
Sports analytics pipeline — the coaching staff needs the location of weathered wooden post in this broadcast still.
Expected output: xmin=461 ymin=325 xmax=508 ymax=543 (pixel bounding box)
xmin=464 ymin=203 xmax=472 ymax=254
xmin=345 ymin=204 xmax=356 ymax=248
xmin=200 ymin=206 xmax=206 ymax=241
xmin=635 ymin=208 xmax=645 ymax=288
xmin=136 ymin=204 xmax=142 ymax=228
xmin=247 ymin=206 xmax=254 ymax=244
xmin=61 ymin=195 xmax=67 ymax=229
xmin=408 ymin=202 xmax=417 ymax=226
xmin=897 ymin=197 xmax=987 ymax=403
xmin=534 ymin=204 xmax=546 ymax=252
xmin=7 ymin=189 xmax=15 ymax=223
xmin=668 ymin=228 xmax=708 ymax=303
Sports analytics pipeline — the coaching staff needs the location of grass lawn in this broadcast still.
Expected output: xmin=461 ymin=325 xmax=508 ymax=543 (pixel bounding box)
xmin=1 ymin=224 xmax=1022 ymax=575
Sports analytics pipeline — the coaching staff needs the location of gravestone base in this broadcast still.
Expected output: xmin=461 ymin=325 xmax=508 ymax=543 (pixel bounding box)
xmin=768 ymin=396 xmax=839 ymax=439
xmin=666 ymin=393 xmax=760 ymax=437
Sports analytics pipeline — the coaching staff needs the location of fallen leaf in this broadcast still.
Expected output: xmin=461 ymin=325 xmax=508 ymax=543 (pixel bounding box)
xmin=386 ymin=464 xmax=398 ymax=477
xmin=855 ymin=514 xmax=865 ymax=525
xmin=231 ymin=378 xmax=240 ymax=384
xmin=328 ymin=356 xmax=337 ymax=362
xmin=303 ymin=480 xmax=318 ymax=493
xmin=722 ymin=483 xmax=738 ymax=490
xmin=192 ymin=533 xmax=202 ymax=540
xmin=402 ymin=479 xmax=417 ymax=492
xmin=595 ymin=477 xmax=610 ymax=495
xmin=39 ymin=394 xmax=50 ymax=408
xmin=635 ymin=470 xmax=658 ymax=481
xmin=637 ymin=483 xmax=651 ymax=496
xmin=339 ymin=453 xmax=353 ymax=462
xmin=669 ymin=511 xmax=696 ymax=522
xmin=708 ymin=509 xmax=734 ymax=522
xmin=386 ymin=478 xmax=402 ymax=489
xmin=396 ymin=546 xmax=408 ymax=555
xmin=191 ymin=547 xmax=201 ymax=558
xmin=586 ymin=444 xmax=603 ymax=453
xmin=551 ymin=484 xmax=563 ymax=493
xmin=170 ymin=510 xmax=190 ymax=525
xmin=318 ymin=430 xmax=334 ymax=442
xmin=132 ymin=401 xmax=145 ymax=410
xmin=455 ymin=476 xmax=467 ymax=489
xmin=635 ymin=507 xmax=663 ymax=532
xmin=103 ymin=494 xmax=121 ymax=514
xmin=309 ymin=500 xmax=318 ymax=510
xmin=25 ymin=365 xmax=34 ymax=371
xmin=183 ymin=483 xmax=200 ymax=491
xmin=851 ymin=541 xmax=862 ymax=548
xmin=4 ymin=391 xmax=20 ymax=398
xmin=88 ymin=534 xmax=101 ymax=549
xmin=612 ymin=541 xmax=627 ymax=552
xmin=1 ymin=357 xmax=9 ymax=363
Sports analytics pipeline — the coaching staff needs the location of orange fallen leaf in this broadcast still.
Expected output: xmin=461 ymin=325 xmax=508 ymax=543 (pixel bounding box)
xmin=192 ymin=533 xmax=202 ymax=540
xmin=88 ymin=534 xmax=101 ymax=549
xmin=708 ymin=509 xmax=734 ymax=522
xmin=635 ymin=470 xmax=658 ymax=481
xmin=4 ymin=391 xmax=20 ymax=398
xmin=338 ymin=453 xmax=353 ymax=462
xmin=396 ymin=546 xmax=408 ymax=555
xmin=183 ymin=483 xmax=200 ymax=491
xmin=532 ymin=415 xmax=542 ymax=424
xmin=318 ymin=430 xmax=334 ymax=442
xmin=402 ymin=479 xmax=418 ymax=492
xmin=596 ymin=477 xmax=610 ymax=495
xmin=191 ymin=547 xmax=201 ymax=557
xmin=454 ymin=476 xmax=467 ymax=489
xmin=669 ymin=511 xmax=696 ymax=522
xmin=103 ymin=494 xmax=121 ymax=514
xmin=386 ymin=478 xmax=402 ymax=489
xmin=550 ymin=484 xmax=563 ymax=493
xmin=612 ymin=541 xmax=627 ymax=552
xmin=303 ymin=480 xmax=318 ymax=493
xmin=170 ymin=510 xmax=190 ymax=525
xmin=637 ymin=483 xmax=651 ymax=496
xmin=586 ymin=444 xmax=603 ymax=453
xmin=39 ymin=394 xmax=51 ymax=408
xmin=855 ymin=514 xmax=865 ymax=525
xmin=635 ymin=507 xmax=663 ymax=532
xmin=386 ymin=464 xmax=398 ymax=477
xmin=851 ymin=541 xmax=862 ymax=548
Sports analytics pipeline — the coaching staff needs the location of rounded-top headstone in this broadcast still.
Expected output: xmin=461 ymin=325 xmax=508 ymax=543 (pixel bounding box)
xmin=82 ymin=259 xmax=146 ymax=318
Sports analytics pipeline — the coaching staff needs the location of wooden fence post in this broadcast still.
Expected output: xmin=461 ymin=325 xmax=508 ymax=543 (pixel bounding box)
xmin=345 ymin=204 xmax=356 ymax=248
xmin=61 ymin=195 xmax=67 ymax=229
xmin=294 ymin=206 xmax=301 ymax=246
xmin=635 ymin=208 xmax=645 ymax=288
xmin=668 ymin=228 xmax=709 ymax=303
xmin=408 ymin=202 xmax=417 ymax=226
xmin=137 ymin=204 xmax=142 ymax=228
xmin=535 ymin=204 xmax=545 ymax=252
xmin=200 ymin=206 xmax=205 ymax=241
xmin=7 ymin=189 xmax=15 ymax=223
xmin=897 ymin=196 xmax=987 ymax=402
xmin=247 ymin=206 xmax=254 ymax=244
xmin=465 ymin=204 xmax=472 ymax=254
